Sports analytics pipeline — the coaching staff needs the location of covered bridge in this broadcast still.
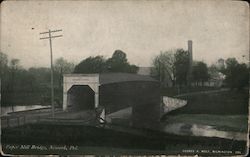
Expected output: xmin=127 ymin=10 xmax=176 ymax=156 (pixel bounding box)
xmin=63 ymin=73 xmax=161 ymax=128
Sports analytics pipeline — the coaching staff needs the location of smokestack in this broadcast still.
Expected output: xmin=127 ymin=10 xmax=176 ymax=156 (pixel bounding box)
xmin=188 ymin=40 xmax=193 ymax=63
xmin=187 ymin=40 xmax=193 ymax=87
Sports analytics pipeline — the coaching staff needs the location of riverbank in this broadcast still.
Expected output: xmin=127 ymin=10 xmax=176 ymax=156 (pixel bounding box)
xmin=162 ymin=114 xmax=248 ymax=133
xmin=1 ymin=105 xmax=51 ymax=116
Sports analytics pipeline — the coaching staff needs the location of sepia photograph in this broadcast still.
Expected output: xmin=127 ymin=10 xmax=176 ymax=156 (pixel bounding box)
xmin=0 ymin=0 xmax=249 ymax=156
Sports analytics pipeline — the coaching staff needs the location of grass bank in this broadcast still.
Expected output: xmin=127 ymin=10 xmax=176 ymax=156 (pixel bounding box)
xmin=161 ymin=86 xmax=220 ymax=97
xmin=168 ymin=90 xmax=248 ymax=115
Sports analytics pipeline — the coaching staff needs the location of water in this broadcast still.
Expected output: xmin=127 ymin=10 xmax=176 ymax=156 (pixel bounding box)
xmin=1 ymin=105 xmax=50 ymax=116
xmin=163 ymin=123 xmax=247 ymax=141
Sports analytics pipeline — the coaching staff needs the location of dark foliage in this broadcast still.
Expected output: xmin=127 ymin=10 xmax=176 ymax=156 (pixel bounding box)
xmin=0 ymin=53 xmax=72 ymax=106
xmin=74 ymin=50 xmax=138 ymax=74
xmin=174 ymin=49 xmax=190 ymax=86
xmin=223 ymin=58 xmax=249 ymax=89
xmin=192 ymin=61 xmax=209 ymax=85
xmin=74 ymin=56 xmax=108 ymax=73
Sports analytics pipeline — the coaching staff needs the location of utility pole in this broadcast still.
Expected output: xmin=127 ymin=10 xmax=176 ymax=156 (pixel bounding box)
xmin=159 ymin=60 xmax=161 ymax=83
xmin=40 ymin=29 xmax=63 ymax=118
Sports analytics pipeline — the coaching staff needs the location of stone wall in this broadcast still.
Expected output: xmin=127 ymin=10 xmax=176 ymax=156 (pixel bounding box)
xmin=162 ymin=96 xmax=187 ymax=113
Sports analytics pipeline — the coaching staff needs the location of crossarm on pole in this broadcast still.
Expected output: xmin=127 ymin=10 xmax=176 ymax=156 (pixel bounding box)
xmin=40 ymin=29 xmax=62 ymax=34
xmin=40 ymin=35 xmax=63 ymax=40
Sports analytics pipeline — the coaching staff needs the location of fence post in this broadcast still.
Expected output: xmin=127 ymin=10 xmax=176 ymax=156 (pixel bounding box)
xmin=17 ymin=116 xmax=20 ymax=126
xmin=7 ymin=118 xmax=9 ymax=127
xmin=23 ymin=116 xmax=26 ymax=125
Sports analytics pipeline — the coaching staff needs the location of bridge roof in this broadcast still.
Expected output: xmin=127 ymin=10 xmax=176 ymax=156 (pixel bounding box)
xmin=99 ymin=73 xmax=158 ymax=85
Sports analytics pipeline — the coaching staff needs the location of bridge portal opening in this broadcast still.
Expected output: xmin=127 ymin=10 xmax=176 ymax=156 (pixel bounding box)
xmin=67 ymin=85 xmax=95 ymax=110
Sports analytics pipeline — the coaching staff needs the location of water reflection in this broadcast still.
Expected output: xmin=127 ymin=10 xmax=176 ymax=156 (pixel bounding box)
xmin=163 ymin=123 xmax=247 ymax=141
xmin=1 ymin=105 xmax=50 ymax=116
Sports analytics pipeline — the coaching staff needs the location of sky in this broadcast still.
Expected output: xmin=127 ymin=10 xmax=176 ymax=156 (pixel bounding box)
xmin=0 ymin=0 xmax=249 ymax=69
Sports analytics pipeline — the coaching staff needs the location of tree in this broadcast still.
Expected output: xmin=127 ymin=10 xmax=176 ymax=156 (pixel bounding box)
xmin=9 ymin=59 xmax=20 ymax=83
xmin=28 ymin=67 xmax=51 ymax=85
xmin=54 ymin=57 xmax=74 ymax=87
xmin=151 ymin=50 xmax=176 ymax=86
xmin=54 ymin=57 xmax=74 ymax=74
xmin=106 ymin=50 xmax=138 ymax=73
xmin=9 ymin=58 xmax=21 ymax=80
xmin=7 ymin=59 xmax=20 ymax=110
xmin=224 ymin=58 xmax=249 ymax=89
xmin=151 ymin=49 xmax=190 ymax=87
xmin=74 ymin=56 xmax=107 ymax=73
xmin=0 ymin=52 xmax=8 ymax=77
xmin=28 ymin=67 xmax=55 ymax=105
xmin=225 ymin=58 xmax=238 ymax=69
xmin=9 ymin=58 xmax=20 ymax=85
xmin=192 ymin=61 xmax=209 ymax=86
xmin=74 ymin=50 xmax=138 ymax=74
xmin=0 ymin=52 xmax=9 ymax=106
xmin=174 ymin=49 xmax=189 ymax=86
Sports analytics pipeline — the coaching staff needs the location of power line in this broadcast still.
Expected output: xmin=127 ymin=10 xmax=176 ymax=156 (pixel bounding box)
xmin=39 ymin=29 xmax=63 ymax=118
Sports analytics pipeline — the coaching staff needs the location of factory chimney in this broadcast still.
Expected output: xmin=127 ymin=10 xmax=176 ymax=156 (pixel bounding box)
xmin=187 ymin=40 xmax=193 ymax=87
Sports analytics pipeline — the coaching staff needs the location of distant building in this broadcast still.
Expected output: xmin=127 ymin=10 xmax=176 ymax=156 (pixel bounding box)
xmin=203 ymin=71 xmax=225 ymax=87
xmin=137 ymin=67 xmax=151 ymax=75
xmin=216 ymin=58 xmax=225 ymax=70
